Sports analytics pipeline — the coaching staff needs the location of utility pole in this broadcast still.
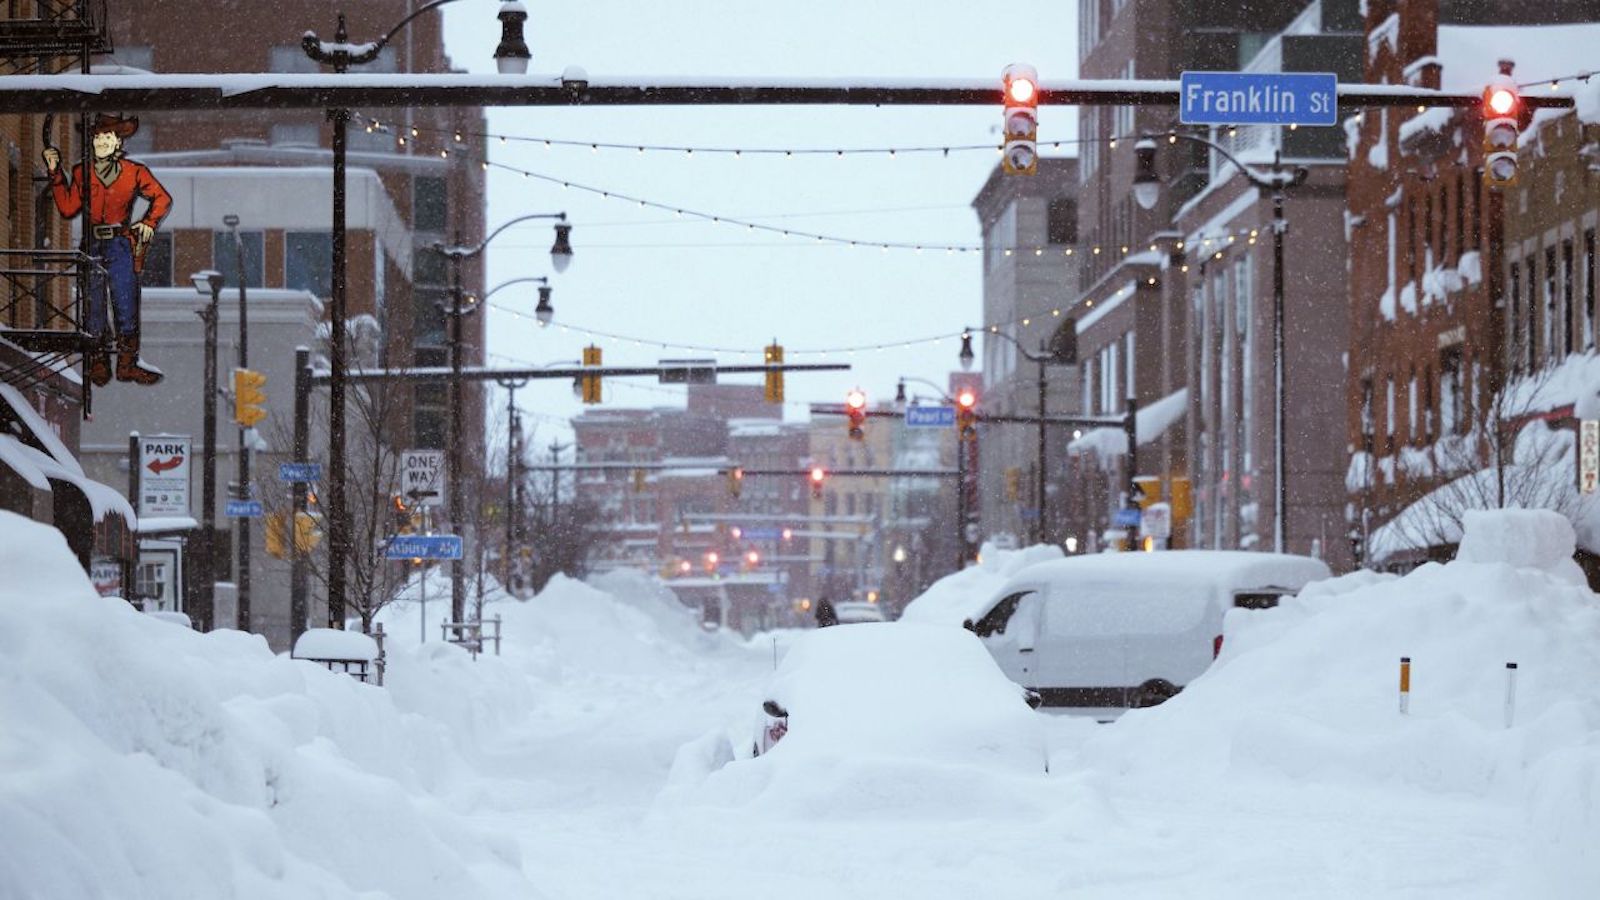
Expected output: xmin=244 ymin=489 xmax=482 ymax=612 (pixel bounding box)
xmin=196 ymin=276 xmax=220 ymax=631
xmin=227 ymin=214 xmax=252 ymax=632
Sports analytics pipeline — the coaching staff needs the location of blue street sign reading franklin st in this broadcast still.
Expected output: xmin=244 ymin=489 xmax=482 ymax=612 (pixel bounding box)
xmin=1179 ymin=71 xmax=1338 ymax=127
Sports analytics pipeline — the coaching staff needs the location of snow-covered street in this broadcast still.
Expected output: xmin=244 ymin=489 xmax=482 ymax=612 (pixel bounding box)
xmin=3 ymin=508 xmax=1597 ymax=898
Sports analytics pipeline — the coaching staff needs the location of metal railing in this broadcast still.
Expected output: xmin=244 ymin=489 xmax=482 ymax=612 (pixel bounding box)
xmin=0 ymin=247 xmax=106 ymax=394
xmin=439 ymin=615 xmax=502 ymax=659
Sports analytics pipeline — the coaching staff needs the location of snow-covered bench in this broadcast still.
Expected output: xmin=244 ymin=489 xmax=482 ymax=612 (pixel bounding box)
xmin=292 ymin=625 xmax=387 ymax=685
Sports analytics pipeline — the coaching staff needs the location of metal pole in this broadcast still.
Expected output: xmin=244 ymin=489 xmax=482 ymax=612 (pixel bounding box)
xmin=125 ymin=431 xmax=138 ymax=608
xmin=291 ymin=346 xmax=311 ymax=642
xmin=1272 ymin=156 xmax=1288 ymax=555
xmin=199 ymin=286 xmax=218 ymax=631
xmin=325 ymin=17 xmax=351 ymax=630
xmin=1124 ymin=395 xmax=1139 ymax=547
xmin=233 ymin=224 xmax=252 ymax=632
xmin=448 ymin=246 xmax=465 ymax=629
xmin=955 ymin=431 xmax=967 ymax=570
xmin=1036 ymin=353 xmax=1047 ymax=546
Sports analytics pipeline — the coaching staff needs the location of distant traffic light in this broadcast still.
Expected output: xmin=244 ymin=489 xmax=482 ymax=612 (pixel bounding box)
xmin=1004 ymin=466 xmax=1021 ymax=501
xmin=580 ymin=344 xmax=602 ymax=404
xmin=744 ymin=549 xmax=761 ymax=569
xmin=1001 ymin=63 xmax=1040 ymax=176
xmin=391 ymin=494 xmax=411 ymax=533
xmin=955 ymin=388 xmax=978 ymax=440
xmin=704 ymin=551 xmax=719 ymax=572
xmin=763 ymin=341 xmax=784 ymax=404
xmin=845 ymin=388 xmax=867 ymax=441
xmin=1482 ymin=61 xmax=1524 ymax=189
xmin=232 ymin=368 xmax=267 ymax=427
xmin=728 ymin=466 xmax=744 ymax=498
xmin=809 ymin=466 xmax=826 ymax=500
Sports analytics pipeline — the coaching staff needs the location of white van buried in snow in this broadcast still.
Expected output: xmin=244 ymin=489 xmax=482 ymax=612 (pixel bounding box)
xmin=964 ymin=551 xmax=1330 ymax=713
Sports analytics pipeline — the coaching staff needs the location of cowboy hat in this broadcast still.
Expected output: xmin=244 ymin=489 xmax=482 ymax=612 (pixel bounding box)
xmin=89 ymin=113 xmax=139 ymax=139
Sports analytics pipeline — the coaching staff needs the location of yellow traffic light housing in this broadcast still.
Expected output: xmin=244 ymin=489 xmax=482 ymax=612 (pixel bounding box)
xmin=580 ymin=344 xmax=602 ymax=404
xmin=728 ymin=467 xmax=744 ymax=498
xmin=763 ymin=341 xmax=784 ymax=404
xmin=1001 ymin=63 xmax=1040 ymax=176
xmin=233 ymin=368 xmax=267 ymax=427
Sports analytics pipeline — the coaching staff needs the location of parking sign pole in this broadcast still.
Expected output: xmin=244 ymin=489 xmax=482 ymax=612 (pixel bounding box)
xmin=290 ymin=347 xmax=311 ymax=643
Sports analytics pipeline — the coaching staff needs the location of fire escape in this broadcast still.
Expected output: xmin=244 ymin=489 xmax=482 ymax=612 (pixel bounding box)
xmin=0 ymin=1 xmax=112 ymax=415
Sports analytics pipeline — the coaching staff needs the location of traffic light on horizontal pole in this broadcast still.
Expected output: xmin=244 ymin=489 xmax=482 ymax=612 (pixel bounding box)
xmin=581 ymin=344 xmax=602 ymax=404
xmin=233 ymin=368 xmax=267 ymax=427
xmin=764 ymin=341 xmax=784 ymax=403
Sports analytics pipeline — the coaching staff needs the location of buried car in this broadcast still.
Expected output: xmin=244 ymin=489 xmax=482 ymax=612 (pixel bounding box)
xmin=967 ymin=550 xmax=1330 ymax=713
xmin=752 ymin=622 xmax=1045 ymax=771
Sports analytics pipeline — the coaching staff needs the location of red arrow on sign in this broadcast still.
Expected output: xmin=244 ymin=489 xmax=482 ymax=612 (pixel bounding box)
xmin=146 ymin=456 xmax=183 ymax=474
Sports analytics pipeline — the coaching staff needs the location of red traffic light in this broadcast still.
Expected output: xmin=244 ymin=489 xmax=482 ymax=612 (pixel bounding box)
xmin=810 ymin=466 xmax=826 ymax=483
xmin=1486 ymin=86 xmax=1516 ymax=116
xmin=845 ymin=388 xmax=867 ymax=410
xmin=1002 ymin=63 xmax=1039 ymax=107
xmin=956 ymin=388 xmax=977 ymax=410
xmin=1007 ymin=76 xmax=1036 ymax=104
xmin=745 ymin=550 xmax=760 ymax=566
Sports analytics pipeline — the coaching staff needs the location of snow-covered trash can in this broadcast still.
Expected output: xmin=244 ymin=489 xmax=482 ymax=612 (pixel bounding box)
xmin=292 ymin=626 xmax=386 ymax=685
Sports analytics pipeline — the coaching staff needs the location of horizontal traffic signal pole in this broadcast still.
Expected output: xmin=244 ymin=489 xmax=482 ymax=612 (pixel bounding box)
xmin=0 ymin=72 xmax=1573 ymax=114
xmin=731 ymin=468 xmax=960 ymax=478
xmin=522 ymin=462 xmax=958 ymax=478
xmin=810 ymin=402 xmax=1126 ymax=430
xmin=306 ymin=361 xmax=847 ymax=386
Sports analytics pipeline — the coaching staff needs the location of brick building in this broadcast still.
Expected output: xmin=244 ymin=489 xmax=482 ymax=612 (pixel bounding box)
xmin=1343 ymin=0 xmax=1600 ymax=567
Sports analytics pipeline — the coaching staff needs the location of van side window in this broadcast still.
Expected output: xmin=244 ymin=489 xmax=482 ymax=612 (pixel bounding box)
xmin=972 ymin=590 xmax=1037 ymax=637
xmin=1233 ymin=589 xmax=1292 ymax=610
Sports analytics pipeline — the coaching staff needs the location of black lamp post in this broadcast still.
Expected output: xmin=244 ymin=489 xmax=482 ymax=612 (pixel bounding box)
xmin=1134 ymin=133 xmax=1306 ymax=554
xmin=190 ymin=269 xmax=224 ymax=632
xmin=431 ymin=212 xmax=571 ymax=630
xmin=223 ymin=213 xmax=254 ymax=632
xmin=961 ymin=325 xmax=1074 ymax=546
xmin=302 ymin=1 xmax=530 ymax=628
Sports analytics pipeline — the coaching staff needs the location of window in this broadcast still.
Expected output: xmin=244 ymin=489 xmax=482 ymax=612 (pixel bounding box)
xmin=285 ymin=232 xmax=332 ymax=297
xmin=414 ymin=287 xmax=448 ymax=346
xmin=1407 ymin=374 xmax=1418 ymax=440
xmin=1124 ymin=330 xmax=1136 ymax=406
xmin=1385 ymin=377 xmax=1396 ymax=444
xmin=1359 ymin=378 xmax=1374 ymax=444
xmin=1564 ymin=238 xmax=1576 ymax=356
xmin=1471 ymin=169 xmax=1483 ymax=247
xmin=413 ymin=176 xmax=448 ymax=233
xmin=1047 ymin=198 xmax=1078 ymax=245
xmin=1587 ymin=229 xmax=1597 ymax=350
xmin=1440 ymin=348 xmax=1462 ymax=437
xmin=1508 ymin=262 xmax=1522 ymax=372
xmin=1546 ymin=247 xmax=1559 ymax=363
xmin=971 ymin=590 xmax=1037 ymax=637
xmin=212 ymin=231 xmax=264 ymax=288
xmin=138 ymin=233 xmax=173 ymax=288
xmin=1454 ymin=174 xmax=1466 ymax=261
xmin=1422 ymin=367 xmax=1435 ymax=442
xmin=1236 ymin=257 xmax=1253 ymax=469
xmin=270 ymin=122 xmax=319 ymax=146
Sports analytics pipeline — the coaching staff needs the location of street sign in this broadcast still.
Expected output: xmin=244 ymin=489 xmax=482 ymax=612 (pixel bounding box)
xmin=1179 ymin=71 xmax=1338 ymax=127
xmin=1142 ymin=502 xmax=1172 ymax=540
xmin=1582 ymin=420 xmax=1599 ymax=494
xmin=383 ymin=534 xmax=463 ymax=560
xmin=742 ymin=527 xmax=783 ymax=541
xmin=278 ymin=461 xmax=322 ymax=483
xmin=1113 ymin=507 xmax=1142 ymax=528
xmin=225 ymin=499 xmax=264 ymax=518
xmin=138 ymin=435 xmax=191 ymax=516
xmin=904 ymin=405 xmax=956 ymax=428
xmin=400 ymin=449 xmax=447 ymax=508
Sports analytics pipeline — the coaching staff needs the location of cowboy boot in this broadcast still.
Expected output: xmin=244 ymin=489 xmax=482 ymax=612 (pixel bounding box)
xmin=87 ymin=351 xmax=111 ymax=386
xmin=115 ymin=333 xmax=164 ymax=386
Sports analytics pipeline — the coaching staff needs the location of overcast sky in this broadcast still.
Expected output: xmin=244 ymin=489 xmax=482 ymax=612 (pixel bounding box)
xmin=440 ymin=1 xmax=1079 ymax=449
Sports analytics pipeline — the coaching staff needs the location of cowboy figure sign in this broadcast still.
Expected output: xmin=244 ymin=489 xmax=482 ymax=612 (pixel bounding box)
xmin=43 ymin=113 xmax=172 ymax=386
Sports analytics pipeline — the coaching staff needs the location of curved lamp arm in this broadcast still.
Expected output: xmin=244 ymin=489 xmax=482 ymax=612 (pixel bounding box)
xmin=896 ymin=375 xmax=953 ymax=407
xmin=962 ymin=324 xmax=1057 ymax=365
xmin=435 ymin=211 xmax=569 ymax=259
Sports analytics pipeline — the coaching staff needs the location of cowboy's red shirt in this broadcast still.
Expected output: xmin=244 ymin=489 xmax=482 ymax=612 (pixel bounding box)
xmin=50 ymin=158 xmax=172 ymax=235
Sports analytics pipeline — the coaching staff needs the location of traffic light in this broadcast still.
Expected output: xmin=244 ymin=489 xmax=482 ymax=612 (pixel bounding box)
xmin=955 ymin=388 xmax=978 ymax=440
xmin=580 ymin=344 xmax=602 ymax=404
xmin=764 ymin=341 xmax=784 ymax=404
xmin=845 ymin=388 xmax=867 ymax=441
xmin=391 ymin=494 xmax=411 ymax=533
xmin=728 ymin=466 xmax=744 ymax=498
xmin=1004 ymin=466 xmax=1021 ymax=501
xmin=293 ymin=511 xmax=322 ymax=553
xmin=1001 ymin=63 xmax=1039 ymax=176
xmin=809 ymin=465 xmax=826 ymax=500
xmin=233 ymin=368 xmax=267 ymax=427
xmin=1481 ymin=63 xmax=1525 ymax=190
xmin=265 ymin=512 xmax=287 ymax=559
xmin=264 ymin=511 xmax=322 ymax=559
xmin=704 ymin=550 xmax=719 ymax=572
xmin=744 ymin=549 xmax=761 ymax=569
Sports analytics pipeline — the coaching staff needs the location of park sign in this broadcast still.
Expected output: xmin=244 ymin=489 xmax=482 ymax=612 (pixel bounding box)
xmin=138 ymin=434 xmax=191 ymax=516
xmin=1179 ymin=71 xmax=1338 ymax=127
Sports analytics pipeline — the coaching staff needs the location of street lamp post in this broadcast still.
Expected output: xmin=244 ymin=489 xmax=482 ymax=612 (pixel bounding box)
xmin=1133 ymin=133 xmax=1306 ymax=554
xmin=432 ymin=212 xmax=571 ymax=629
xmin=302 ymin=0 xmax=531 ymax=629
xmin=190 ymin=270 xmax=224 ymax=632
xmin=224 ymin=214 xmax=253 ymax=631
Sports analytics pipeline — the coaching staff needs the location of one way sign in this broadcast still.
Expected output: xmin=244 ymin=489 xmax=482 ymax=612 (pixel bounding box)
xmin=400 ymin=449 xmax=446 ymax=508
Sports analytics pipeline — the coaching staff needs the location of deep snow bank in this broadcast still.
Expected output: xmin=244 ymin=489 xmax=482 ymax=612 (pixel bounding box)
xmin=1076 ymin=509 xmax=1600 ymax=888
xmin=898 ymin=541 xmax=1064 ymax=626
xmin=0 ymin=511 xmax=534 ymax=900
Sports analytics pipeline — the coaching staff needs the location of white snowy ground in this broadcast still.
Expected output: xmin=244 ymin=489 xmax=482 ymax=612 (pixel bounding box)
xmin=3 ymin=507 xmax=1598 ymax=898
